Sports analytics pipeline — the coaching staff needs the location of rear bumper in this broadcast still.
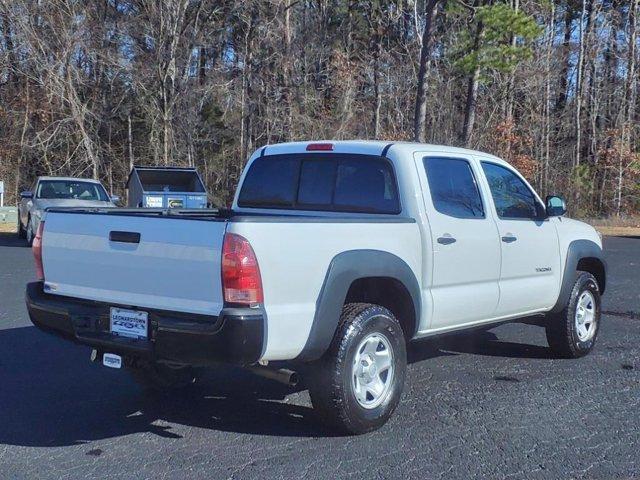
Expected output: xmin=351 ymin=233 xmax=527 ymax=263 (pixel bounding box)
xmin=26 ymin=282 xmax=264 ymax=366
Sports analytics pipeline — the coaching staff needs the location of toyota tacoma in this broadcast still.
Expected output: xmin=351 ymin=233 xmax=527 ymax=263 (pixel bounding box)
xmin=26 ymin=141 xmax=606 ymax=434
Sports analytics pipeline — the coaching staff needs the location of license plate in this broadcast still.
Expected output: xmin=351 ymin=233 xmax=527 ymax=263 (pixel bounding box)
xmin=110 ymin=307 xmax=148 ymax=339
xmin=103 ymin=353 xmax=122 ymax=369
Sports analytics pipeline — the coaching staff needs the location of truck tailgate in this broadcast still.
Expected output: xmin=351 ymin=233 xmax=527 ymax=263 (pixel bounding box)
xmin=42 ymin=212 xmax=226 ymax=315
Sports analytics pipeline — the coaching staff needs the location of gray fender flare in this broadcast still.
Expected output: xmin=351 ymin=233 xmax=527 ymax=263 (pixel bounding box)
xmin=296 ymin=249 xmax=421 ymax=361
xmin=551 ymin=239 xmax=606 ymax=313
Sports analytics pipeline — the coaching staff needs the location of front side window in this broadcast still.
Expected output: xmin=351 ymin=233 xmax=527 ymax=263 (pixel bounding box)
xmin=36 ymin=181 xmax=109 ymax=201
xmin=423 ymin=157 xmax=484 ymax=218
xmin=481 ymin=162 xmax=541 ymax=219
xmin=238 ymin=154 xmax=400 ymax=214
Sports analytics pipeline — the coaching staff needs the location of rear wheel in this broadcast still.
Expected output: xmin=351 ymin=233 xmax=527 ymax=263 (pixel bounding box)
xmin=17 ymin=215 xmax=26 ymax=239
xmin=130 ymin=362 xmax=198 ymax=391
xmin=25 ymin=216 xmax=34 ymax=246
xmin=546 ymin=272 xmax=601 ymax=358
xmin=308 ymin=303 xmax=406 ymax=435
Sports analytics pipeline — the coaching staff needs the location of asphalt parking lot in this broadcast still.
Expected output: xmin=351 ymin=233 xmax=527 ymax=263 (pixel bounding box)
xmin=0 ymin=232 xmax=638 ymax=480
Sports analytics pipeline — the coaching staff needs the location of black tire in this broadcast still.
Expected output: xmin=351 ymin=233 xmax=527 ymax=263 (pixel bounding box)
xmin=25 ymin=216 xmax=34 ymax=246
xmin=17 ymin=215 xmax=26 ymax=239
xmin=546 ymin=272 xmax=601 ymax=359
xmin=130 ymin=363 xmax=198 ymax=391
xmin=308 ymin=303 xmax=407 ymax=435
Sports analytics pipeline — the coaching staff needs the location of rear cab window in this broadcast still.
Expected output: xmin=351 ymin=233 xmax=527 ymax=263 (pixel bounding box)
xmin=238 ymin=154 xmax=401 ymax=214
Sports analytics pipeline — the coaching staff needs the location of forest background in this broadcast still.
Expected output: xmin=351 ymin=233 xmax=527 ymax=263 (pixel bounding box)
xmin=0 ymin=0 xmax=638 ymax=218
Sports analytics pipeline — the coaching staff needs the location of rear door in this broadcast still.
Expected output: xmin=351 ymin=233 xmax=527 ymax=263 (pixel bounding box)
xmin=416 ymin=153 xmax=501 ymax=329
xmin=478 ymin=161 xmax=561 ymax=315
xmin=42 ymin=212 xmax=226 ymax=315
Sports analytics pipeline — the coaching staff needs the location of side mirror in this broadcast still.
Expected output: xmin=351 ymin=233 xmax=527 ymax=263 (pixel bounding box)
xmin=20 ymin=191 xmax=33 ymax=199
xmin=110 ymin=195 xmax=121 ymax=205
xmin=546 ymin=195 xmax=567 ymax=217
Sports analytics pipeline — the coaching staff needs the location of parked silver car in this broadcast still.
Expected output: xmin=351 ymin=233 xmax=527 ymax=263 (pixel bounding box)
xmin=18 ymin=176 xmax=118 ymax=244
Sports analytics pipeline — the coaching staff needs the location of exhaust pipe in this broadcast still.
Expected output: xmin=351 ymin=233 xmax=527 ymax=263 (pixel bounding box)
xmin=248 ymin=366 xmax=299 ymax=387
xmin=90 ymin=349 xmax=101 ymax=362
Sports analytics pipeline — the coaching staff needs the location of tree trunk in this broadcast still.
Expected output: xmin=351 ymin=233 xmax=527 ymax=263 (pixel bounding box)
xmin=128 ymin=113 xmax=134 ymax=171
xmin=65 ymin=65 xmax=99 ymax=178
xmin=17 ymin=79 xmax=30 ymax=203
xmin=555 ymin=4 xmax=573 ymax=112
xmin=162 ymin=90 xmax=170 ymax=166
xmin=372 ymin=32 xmax=382 ymax=138
xmin=461 ymin=64 xmax=481 ymax=147
xmin=574 ymin=0 xmax=587 ymax=170
xmin=461 ymin=19 xmax=484 ymax=147
xmin=413 ymin=0 xmax=440 ymax=142
xmin=504 ymin=0 xmax=519 ymax=123
xmin=1 ymin=10 xmax=19 ymax=87
xmin=543 ymin=0 xmax=555 ymax=194
xmin=283 ymin=2 xmax=293 ymax=139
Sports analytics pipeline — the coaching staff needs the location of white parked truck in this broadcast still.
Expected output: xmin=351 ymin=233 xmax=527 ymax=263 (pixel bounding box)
xmin=27 ymin=141 xmax=606 ymax=434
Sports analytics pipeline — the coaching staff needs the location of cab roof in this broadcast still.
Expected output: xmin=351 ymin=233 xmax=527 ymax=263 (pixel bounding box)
xmin=258 ymin=140 xmax=504 ymax=163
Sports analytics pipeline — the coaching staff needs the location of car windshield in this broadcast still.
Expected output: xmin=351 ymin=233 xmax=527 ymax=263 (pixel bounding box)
xmin=36 ymin=180 xmax=109 ymax=201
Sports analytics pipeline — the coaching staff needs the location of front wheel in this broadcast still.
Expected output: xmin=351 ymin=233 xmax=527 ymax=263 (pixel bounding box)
xmin=546 ymin=272 xmax=601 ymax=358
xmin=25 ymin=217 xmax=35 ymax=246
xmin=308 ymin=303 xmax=407 ymax=435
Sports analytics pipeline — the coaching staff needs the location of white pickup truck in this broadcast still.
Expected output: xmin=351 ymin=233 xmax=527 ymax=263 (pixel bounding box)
xmin=26 ymin=141 xmax=606 ymax=434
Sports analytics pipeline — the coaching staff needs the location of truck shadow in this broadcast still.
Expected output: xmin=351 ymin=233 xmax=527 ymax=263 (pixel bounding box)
xmin=0 ymin=326 xmax=333 ymax=447
xmin=423 ymin=327 xmax=554 ymax=360
xmin=0 ymin=324 xmax=550 ymax=447
xmin=0 ymin=231 xmax=28 ymax=248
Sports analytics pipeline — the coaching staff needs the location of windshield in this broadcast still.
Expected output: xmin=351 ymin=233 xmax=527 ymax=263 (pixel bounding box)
xmin=36 ymin=180 xmax=109 ymax=201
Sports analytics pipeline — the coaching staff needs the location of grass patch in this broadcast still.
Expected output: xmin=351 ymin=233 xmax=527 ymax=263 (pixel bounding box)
xmin=594 ymin=226 xmax=640 ymax=237
xmin=583 ymin=216 xmax=640 ymax=237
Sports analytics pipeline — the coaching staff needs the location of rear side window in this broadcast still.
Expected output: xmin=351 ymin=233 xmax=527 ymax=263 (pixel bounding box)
xmin=238 ymin=154 xmax=400 ymax=214
xmin=424 ymin=157 xmax=484 ymax=218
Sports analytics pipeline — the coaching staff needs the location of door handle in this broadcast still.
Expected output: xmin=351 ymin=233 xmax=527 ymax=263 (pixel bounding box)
xmin=109 ymin=231 xmax=141 ymax=244
xmin=501 ymin=234 xmax=517 ymax=243
xmin=437 ymin=235 xmax=457 ymax=245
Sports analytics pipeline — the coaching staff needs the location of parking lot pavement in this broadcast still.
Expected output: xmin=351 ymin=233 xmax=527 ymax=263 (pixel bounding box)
xmin=0 ymin=232 xmax=638 ymax=480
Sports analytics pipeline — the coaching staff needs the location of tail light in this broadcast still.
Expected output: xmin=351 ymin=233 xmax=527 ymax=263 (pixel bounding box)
xmin=306 ymin=142 xmax=334 ymax=151
xmin=32 ymin=221 xmax=45 ymax=280
xmin=221 ymin=233 xmax=263 ymax=305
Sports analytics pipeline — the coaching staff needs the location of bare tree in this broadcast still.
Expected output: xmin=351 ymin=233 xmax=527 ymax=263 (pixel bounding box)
xmin=0 ymin=0 xmax=638 ymax=216
xmin=413 ymin=0 xmax=440 ymax=142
